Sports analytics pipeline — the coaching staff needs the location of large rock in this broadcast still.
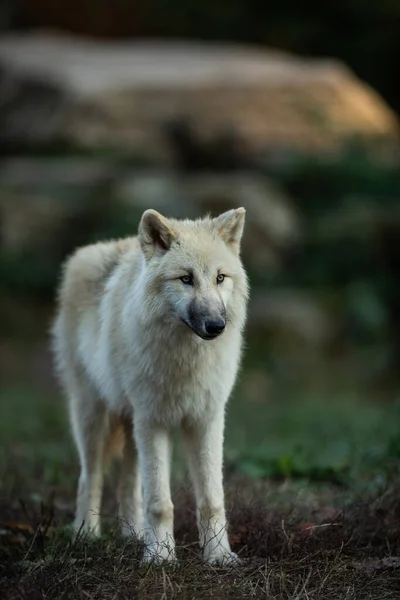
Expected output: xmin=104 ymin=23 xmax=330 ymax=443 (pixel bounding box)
xmin=0 ymin=32 xmax=398 ymax=157
xmin=0 ymin=160 xmax=300 ymax=273
xmin=249 ymin=290 xmax=333 ymax=347
xmin=118 ymin=170 xmax=301 ymax=270
xmin=0 ymin=157 xmax=123 ymax=268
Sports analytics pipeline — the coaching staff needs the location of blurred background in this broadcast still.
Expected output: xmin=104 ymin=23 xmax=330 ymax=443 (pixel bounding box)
xmin=1 ymin=0 xmax=400 ymax=508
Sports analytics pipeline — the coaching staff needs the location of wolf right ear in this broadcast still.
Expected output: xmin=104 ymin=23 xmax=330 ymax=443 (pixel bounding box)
xmin=214 ymin=207 xmax=246 ymax=254
xmin=139 ymin=210 xmax=176 ymax=260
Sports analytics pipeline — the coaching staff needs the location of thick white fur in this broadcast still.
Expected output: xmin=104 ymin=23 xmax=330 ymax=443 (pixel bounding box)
xmin=52 ymin=208 xmax=249 ymax=565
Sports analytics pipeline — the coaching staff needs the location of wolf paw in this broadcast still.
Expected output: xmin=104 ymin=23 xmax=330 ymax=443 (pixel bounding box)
xmin=141 ymin=544 xmax=177 ymax=566
xmin=204 ymin=549 xmax=241 ymax=567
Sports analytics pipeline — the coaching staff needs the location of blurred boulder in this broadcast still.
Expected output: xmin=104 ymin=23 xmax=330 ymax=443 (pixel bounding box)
xmin=0 ymin=156 xmax=328 ymax=345
xmin=249 ymin=290 xmax=333 ymax=347
xmin=0 ymin=33 xmax=398 ymax=157
xmin=0 ymin=160 xmax=299 ymax=281
xmin=182 ymin=173 xmax=300 ymax=271
xmin=0 ymin=65 xmax=69 ymax=151
xmin=118 ymin=171 xmax=301 ymax=271
xmin=162 ymin=118 xmax=254 ymax=171
xmin=0 ymin=156 xmax=116 ymax=190
xmin=0 ymin=157 xmax=118 ymax=251
xmin=0 ymin=190 xmax=68 ymax=252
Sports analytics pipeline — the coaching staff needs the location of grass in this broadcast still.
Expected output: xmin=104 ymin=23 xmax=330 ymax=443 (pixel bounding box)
xmin=2 ymin=327 xmax=400 ymax=598
xmin=2 ymin=483 xmax=400 ymax=599
xmin=227 ymin=391 xmax=400 ymax=489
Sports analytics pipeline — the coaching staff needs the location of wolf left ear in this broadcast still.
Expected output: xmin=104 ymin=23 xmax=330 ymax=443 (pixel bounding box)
xmin=139 ymin=209 xmax=176 ymax=260
xmin=214 ymin=207 xmax=246 ymax=253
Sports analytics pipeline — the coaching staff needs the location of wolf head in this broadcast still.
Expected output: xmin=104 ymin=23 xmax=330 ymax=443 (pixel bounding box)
xmin=138 ymin=208 xmax=248 ymax=340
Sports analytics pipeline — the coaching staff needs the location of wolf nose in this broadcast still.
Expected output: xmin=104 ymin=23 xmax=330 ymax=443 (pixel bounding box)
xmin=205 ymin=320 xmax=225 ymax=336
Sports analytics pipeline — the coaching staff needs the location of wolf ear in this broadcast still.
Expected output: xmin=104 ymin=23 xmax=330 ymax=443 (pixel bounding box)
xmin=139 ymin=210 xmax=176 ymax=260
xmin=214 ymin=207 xmax=246 ymax=253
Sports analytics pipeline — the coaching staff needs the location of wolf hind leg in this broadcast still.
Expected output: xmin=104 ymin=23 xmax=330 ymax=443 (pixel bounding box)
xmin=117 ymin=416 xmax=143 ymax=537
xmin=69 ymin=380 xmax=109 ymax=537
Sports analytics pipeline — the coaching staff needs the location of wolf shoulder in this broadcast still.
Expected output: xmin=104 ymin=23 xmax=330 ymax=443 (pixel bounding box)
xmin=57 ymin=236 xmax=141 ymax=310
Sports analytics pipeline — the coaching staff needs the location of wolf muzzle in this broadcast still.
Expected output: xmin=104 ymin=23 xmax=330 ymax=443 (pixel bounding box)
xmin=184 ymin=301 xmax=226 ymax=340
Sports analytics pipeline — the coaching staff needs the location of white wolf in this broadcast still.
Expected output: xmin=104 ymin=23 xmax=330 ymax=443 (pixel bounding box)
xmin=52 ymin=207 xmax=249 ymax=565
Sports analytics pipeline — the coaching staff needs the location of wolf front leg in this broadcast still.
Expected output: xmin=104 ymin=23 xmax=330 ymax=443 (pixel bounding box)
xmin=182 ymin=408 xmax=239 ymax=566
xmin=134 ymin=421 xmax=176 ymax=564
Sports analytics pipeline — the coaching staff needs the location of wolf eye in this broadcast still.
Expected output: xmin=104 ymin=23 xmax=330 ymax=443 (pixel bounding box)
xmin=216 ymin=274 xmax=225 ymax=284
xmin=180 ymin=275 xmax=193 ymax=285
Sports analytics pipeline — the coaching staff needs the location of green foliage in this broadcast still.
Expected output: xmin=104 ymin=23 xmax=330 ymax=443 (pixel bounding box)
xmin=256 ymin=147 xmax=400 ymax=347
xmin=1 ymin=145 xmax=399 ymax=362
xmin=228 ymin=393 xmax=400 ymax=489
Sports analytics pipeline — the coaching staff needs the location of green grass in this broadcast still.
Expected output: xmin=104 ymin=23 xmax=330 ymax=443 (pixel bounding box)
xmin=2 ymin=379 xmax=399 ymax=498
xmin=227 ymin=389 xmax=400 ymax=489
xmin=1 ymin=352 xmax=400 ymax=497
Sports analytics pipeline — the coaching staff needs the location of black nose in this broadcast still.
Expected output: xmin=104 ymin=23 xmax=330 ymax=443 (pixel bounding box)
xmin=204 ymin=320 xmax=225 ymax=337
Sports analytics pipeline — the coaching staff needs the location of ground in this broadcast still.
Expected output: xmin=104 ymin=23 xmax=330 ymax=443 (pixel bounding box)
xmin=1 ymin=302 xmax=400 ymax=599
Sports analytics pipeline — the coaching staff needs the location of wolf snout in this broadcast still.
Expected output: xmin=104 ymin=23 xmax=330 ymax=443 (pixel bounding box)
xmin=204 ymin=319 xmax=225 ymax=338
